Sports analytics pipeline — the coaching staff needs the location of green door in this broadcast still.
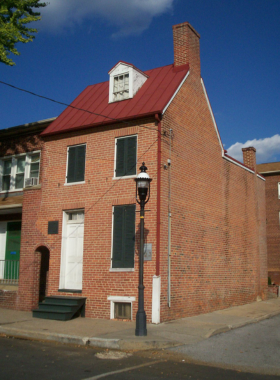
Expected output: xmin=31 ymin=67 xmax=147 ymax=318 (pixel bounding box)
xmin=4 ymin=221 xmax=21 ymax=281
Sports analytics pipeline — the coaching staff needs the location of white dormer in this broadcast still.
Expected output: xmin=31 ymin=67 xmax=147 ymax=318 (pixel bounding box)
xmin=109 ymin=61 xmax=148 ymax=103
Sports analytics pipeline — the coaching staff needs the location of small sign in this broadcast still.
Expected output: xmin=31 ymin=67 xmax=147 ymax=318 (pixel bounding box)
xmin=144 ymin=243 xmax=152 ymax=261
xmin=10 ymin=251 xmax=16 ymax=255
xmin=48 ymin=221 xmax=59 ymax=234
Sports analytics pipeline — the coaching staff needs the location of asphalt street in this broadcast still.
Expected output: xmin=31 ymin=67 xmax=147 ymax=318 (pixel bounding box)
xmin=171 ymin=313 xmax=280 ymax=376
xmin=1 ymin=335 xmax=280 ymax=380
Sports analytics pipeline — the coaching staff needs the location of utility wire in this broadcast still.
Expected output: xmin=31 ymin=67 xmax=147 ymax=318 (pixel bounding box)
xmin=0 ymin=80 xmax=170 ymax=137
xmin=48 ymin=136 xmax=159 ymax=248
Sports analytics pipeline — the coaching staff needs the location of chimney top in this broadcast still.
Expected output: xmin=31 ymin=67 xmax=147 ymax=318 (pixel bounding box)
xmin=173 ymin=21 xmax=201 ymax=75
xmin=242 ymin=147 xmax=257 ymax=171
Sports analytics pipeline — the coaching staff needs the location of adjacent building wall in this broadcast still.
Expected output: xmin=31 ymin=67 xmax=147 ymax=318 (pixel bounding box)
xmin=256 ymin=163 xmax=280 ymax=285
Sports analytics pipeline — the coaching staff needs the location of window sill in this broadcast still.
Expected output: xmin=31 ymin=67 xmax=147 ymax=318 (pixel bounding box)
xmin=58 ymin=288 xmax=82 ymax=293
xmin=112 ymin=175 xmax=137 ymax=181
xmin=0 ymin=189 xmax=24 ymax=194
xmin=64 ymin=181 xmax=85 ymax=186
xmin=110 ymin=268 xmax=134 ymax=272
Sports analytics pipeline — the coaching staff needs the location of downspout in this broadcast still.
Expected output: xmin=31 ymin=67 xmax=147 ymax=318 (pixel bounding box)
xmin=155 ymin=113 xmax=161 ymax=276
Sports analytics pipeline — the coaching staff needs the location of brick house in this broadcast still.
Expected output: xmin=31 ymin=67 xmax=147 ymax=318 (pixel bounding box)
xmin=0 ymin=22 xmax=267 ymax=322
xmin=0 ymin=118 xmax=55 ymax=308
xmin=256 ymin=161 xmax=280 ymax=286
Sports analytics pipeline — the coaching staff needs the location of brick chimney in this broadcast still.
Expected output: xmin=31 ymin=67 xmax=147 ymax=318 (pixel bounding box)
xmin=173 ymin=22 xmax=201 ymax=75
xmin=242 ymin=147 xmax=257 ymax=171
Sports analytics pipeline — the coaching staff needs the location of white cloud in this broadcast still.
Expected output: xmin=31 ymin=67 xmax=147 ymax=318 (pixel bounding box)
xmin=227 ymin=135 xmax=280 ymax=164
xmin=39 ymin=0 xmax=174 ymax=36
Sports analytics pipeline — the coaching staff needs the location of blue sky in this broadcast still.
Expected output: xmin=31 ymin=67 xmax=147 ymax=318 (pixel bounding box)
xmin=1 ymin=0 xmax=279 ymax=164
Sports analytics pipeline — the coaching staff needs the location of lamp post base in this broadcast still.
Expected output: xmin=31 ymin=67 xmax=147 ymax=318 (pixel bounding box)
xmin=135 ymin=310 xmax=147 ymax=336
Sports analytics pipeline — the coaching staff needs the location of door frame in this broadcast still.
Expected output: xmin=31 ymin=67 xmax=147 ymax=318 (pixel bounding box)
xmin=59 ymin=209 xmax=84 ymax=291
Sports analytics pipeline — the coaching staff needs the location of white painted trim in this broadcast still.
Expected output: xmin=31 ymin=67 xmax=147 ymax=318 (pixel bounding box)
xmin=162 ymin=71 xmax=190 ymax=115
xmin=152 ymin=276 xmax=161 ymax=324
xmin=64 ymin=181 xmax=85 ymax=186
xmin=59 ymin=211 xmax=68 ymax=290
xmin=108 ymin=295 xmax=136 ymax=320
xmin=112 ymin=175 xmax=137 ymax=181
xmin=258 ymin=170 xmax=280 ymax=174
xmin=0 ymin=204 xmax=22 ymax=210
xmin=257 ymin=174 xmax=265 ymax=181
xmin=201 ymin=78 xmax=223 ymax=155
xmin=114 ymin=134 xmax=138 ymax=178
xmin=109 ymin=268 xmax=134 ymax=272
xmin=59 ymin=209 xmax=85 ymax=290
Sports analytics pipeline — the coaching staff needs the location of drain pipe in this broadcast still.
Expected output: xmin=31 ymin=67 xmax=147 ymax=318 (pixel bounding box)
xmin=167 ymin=128 xmax=172 ymax=307
xmin=155 ymin=114 xmax=161 ymax=277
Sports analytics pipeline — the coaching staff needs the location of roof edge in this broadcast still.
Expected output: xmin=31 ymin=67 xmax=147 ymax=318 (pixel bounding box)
xmin=41 ymin=112 xmax=160 ymax=137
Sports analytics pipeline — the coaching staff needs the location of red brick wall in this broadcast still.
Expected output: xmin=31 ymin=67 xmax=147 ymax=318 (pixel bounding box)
xmin=18 ymin=120 xmax=159 ymax=319
xmin=159 ymin=66 xmax=267 ymax=321
xmin=263 ymin=173 xmax=280 ymax=284
xmin=0 ymin=290 xmax=18 ymax=309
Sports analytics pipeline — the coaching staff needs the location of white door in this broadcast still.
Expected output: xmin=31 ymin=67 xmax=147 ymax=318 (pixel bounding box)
xmin=0 ymin=222 xmax=7 ymax=280
xmin=64 ymin=212 xmax=84 ymax=290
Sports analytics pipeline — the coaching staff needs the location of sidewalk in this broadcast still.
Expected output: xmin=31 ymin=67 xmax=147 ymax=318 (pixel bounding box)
xmin=1 ymin=298 xmax=280 ymax=351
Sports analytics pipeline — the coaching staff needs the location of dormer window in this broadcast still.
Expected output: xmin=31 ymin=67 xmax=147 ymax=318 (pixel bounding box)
xmin=109 ymin=62 xmax=148 ymax=103
xmin=113 ymin=73 xmax=129 ymax=101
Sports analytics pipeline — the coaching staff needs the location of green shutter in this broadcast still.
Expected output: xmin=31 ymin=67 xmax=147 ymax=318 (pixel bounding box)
xmin=126 ymin=136 xmax=137 ymax=175
xmin=116 ymin=139 xmax=125 ymax=177
xmin=67 ymin=145 xmax=86 ymax=183
xmin=75 ymin=145 xmax=86 ymax=182
xmin=112 ymin=205 xmax=136 ymax=268
xmin=123 ymin=205 xmax=136 ymax=267
xmin=116 ymin=136 xmax=137 ymax=177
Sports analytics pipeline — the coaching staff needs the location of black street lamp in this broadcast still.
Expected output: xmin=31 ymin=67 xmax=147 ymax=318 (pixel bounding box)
xmin=134 ymin=162 xmax=152 ymax=336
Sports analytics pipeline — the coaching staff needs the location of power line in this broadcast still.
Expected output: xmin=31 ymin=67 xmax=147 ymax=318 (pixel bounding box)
xmin=0 ymin=80 xmax=170 ymax=137
xmin=48 ymin=136 xmax=159 ymax=248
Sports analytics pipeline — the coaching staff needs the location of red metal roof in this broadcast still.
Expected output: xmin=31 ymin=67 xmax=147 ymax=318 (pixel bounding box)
xmin=42 ymin=63 xmax=189 ymax=136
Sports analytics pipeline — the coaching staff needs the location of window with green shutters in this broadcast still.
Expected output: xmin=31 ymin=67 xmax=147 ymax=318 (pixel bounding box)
xmin=112 ymin=205 xmax=136 ymax=268
xmin=66 ymin=145 xmax=86 ymax=183
xmin=115 ymin=136 xmax=137 ymax=177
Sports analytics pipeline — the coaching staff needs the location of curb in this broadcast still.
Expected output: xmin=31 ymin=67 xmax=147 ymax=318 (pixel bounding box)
xmin=0 ymin=327 xmax=89 ymax=346
xmin=0 ymin=327 xmax=177 ymax=351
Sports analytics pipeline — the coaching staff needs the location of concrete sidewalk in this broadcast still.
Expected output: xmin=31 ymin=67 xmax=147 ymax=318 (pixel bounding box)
xmin=1 ymin=298 xmax=280 ymax=351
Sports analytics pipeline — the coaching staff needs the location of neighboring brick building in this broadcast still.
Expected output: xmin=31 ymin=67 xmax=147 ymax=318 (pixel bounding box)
xmin=1 ymin=22 xmax=267 ymax=323
xmin=0 ymin=118 xmax=55 ymax=308
xmin=257 ymin=162 xmax=280 ymax=285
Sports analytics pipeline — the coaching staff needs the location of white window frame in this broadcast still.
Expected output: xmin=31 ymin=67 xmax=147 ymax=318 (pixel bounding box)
xmin=113 ymin=73 xmax=130 ymax=101
xmin=0 ymin=151 xmax=41 ymax=193
xmin=278 ymin=183 xmax=280 ymax=199
xmin=65 ymin=143 xmax=86 ymax=186
xmin=107 ymin=296 xmax=135 ymax=320
xmin=109 ymin=68 xmax=133 ymax=103
xmin=113 ymin=134 xmax=138 ymax=179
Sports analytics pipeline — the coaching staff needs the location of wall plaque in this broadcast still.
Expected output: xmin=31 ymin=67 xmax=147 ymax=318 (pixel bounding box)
xmin=48 ymin=221 xmax=59 ymax=234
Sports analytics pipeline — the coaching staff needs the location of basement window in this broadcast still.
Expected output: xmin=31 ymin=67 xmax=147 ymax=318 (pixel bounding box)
xmin=114 ymin=302 xmax=131 ymax=320
xmin=108 ymin=296 xmax=135 ymax=320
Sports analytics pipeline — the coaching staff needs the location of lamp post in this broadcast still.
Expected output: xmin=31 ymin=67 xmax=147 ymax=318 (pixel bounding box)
xmin=135 ymin=162 xmax=152 ymax=336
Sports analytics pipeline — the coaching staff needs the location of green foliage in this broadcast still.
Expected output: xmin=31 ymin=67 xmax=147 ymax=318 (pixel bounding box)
xmin=0 ymin=0 xmax=47 ymax=66
xmin=268 ymin=276 xmax=272 ymax=285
